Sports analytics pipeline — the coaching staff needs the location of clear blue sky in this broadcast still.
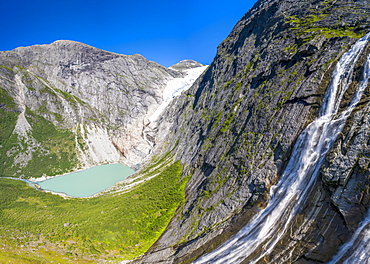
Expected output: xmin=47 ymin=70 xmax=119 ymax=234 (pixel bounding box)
xmin=0 ymin=0 xmax=257 ymax=67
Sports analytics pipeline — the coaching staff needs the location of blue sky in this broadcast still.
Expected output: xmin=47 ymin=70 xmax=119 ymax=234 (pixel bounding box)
xmin=1 ymin=0 xmax=257 ymax=67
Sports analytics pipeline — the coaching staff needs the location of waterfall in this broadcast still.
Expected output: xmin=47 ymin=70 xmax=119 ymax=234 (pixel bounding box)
xmin=328 ymin=211 xmax=370 ymax=263
xmin=327 ymin=55 xmax=370 ymax=264
xmin=194 ymin=33 xmax=370 ymax=264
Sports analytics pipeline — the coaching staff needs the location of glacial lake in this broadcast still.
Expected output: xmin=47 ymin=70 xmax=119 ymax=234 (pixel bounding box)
xmin=37 ymin=164 xmax=135 ymax=197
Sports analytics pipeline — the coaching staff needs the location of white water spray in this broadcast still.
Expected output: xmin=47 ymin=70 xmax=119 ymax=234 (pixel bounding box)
xmin=328 ymin=211 xmax=370 ymax=264
xmin=327 ymin=54 xmax=370 ymax=264
xmin=194 ymin=33 xmax=370 ymax=264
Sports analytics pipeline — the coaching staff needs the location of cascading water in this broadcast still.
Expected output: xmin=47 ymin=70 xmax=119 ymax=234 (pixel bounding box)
xmin=327 ymin=54 xmax=370 ymax=264
xmin=194 ymin=33 xmax=370 ymax=264
xmin=328 ymin=211 xmax=370 ymax=264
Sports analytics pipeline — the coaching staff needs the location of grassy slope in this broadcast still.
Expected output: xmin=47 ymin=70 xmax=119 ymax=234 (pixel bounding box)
xmin=0 ymin=159 xmax=186 ymax=263
xmin=0 ymin=69 xmax=187 ymax=263
xmin=0 ymin=87 xmax=79 ymax=179
xmin=0 ymin=87 xmax=19 ymax=175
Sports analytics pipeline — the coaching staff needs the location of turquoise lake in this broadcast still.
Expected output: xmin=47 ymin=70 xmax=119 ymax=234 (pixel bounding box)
xmin=37 ymin=164 xmax=135 ymax=197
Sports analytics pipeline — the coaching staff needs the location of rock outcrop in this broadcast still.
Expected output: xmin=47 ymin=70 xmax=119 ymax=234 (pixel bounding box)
xmin=169 ymin=60 xmax=205 ymax=71
xmin=2 ymin=0 xmax=370 ymax=263
xmin=134 ymin=0 xmax=370 ymax=263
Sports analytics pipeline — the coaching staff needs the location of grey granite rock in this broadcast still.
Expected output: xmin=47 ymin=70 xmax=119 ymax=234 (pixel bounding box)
xmin=134 ymin=0 xmax=370 ymax=263
xmin=0 ymin=40 xmax=180 ymax=173
xmin=1 ymin=0 xmax=370 ymax=262
xmin=169 ymin=60 xmax=205 ymax=71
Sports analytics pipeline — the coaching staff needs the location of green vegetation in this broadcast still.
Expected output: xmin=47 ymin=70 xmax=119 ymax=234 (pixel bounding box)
xmin=283 ymin=3 xmax=366 ymax=58
xmin=27 ymin=108 xmax=79 ymax=177
xmin=54 ymin=88 xmax=87 ymax=107
xmin=286 ymin=13 xmax=364 ymax=40
xmin=304 ymin=26 xmax=363 ymax=39
xmin=0 ymin=158 xmax=186 ymax=262
xmin=0 ymin=87 xmax=20 ymax=176
xmin=0 ymin=244 xmax=94 ymax=264
xmin=219 ymin=99 xmax=242 ymax=134
xmin=0 ymin=68 xmax=84 ymax=178
xmin=287 ymin=14 xmax=328 ymax=29
xmin=0 ymin=65 xmax=14 ymax=72
xmin=1 ymin=107 xmax=79 ymax=178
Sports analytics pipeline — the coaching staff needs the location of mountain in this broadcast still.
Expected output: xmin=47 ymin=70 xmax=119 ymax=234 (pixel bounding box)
xmin=0 ymin=41 xmax=206 ymax=262
xmin=133 ymin=0 xmax=370 ymax=263
xmin=1 ymin=0 xmax=370 ymax=263
xmin=0 ymin=41 xmax=205 ymax=178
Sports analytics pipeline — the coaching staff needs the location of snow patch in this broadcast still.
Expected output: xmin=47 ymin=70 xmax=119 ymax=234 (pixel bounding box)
xmin=148 ymin=65 xmax=207 ymax=123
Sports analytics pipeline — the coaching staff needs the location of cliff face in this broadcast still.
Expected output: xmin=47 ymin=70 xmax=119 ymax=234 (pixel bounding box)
xmin=2 ymin=0 xmax=370 ymax=263
xmin=0 ymin=41 xmax=203 ymax=178
xmin=135 ymin=0 xmax=370 ymax=263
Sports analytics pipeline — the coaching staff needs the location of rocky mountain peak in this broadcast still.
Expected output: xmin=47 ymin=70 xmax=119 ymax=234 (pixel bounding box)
xmin=0 ymin=38 xmax=206 ymax=173
xmin=169 ymin=59 xmax=205 ymax=71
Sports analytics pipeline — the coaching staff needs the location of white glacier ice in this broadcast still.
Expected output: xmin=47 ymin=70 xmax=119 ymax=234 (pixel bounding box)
xmin=148 ymin=65 xmax=208 ymax=123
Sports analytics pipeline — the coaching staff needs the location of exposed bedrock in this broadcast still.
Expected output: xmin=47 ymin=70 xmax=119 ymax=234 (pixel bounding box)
xmin=134 ymin=0 xmax=370 ymax=263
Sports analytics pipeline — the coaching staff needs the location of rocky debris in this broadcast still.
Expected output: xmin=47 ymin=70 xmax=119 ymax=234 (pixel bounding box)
xmin=12 ymin=112 xmax=32 ymax=137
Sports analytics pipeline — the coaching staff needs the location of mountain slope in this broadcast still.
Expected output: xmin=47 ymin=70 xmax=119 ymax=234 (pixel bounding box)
xmin=0 ymin=42 xmax=206 ymax=178
xmin=0 ymin=43 xmax=206 ymax=262
xmin=2 ymin=0 xmax=370 ymax=263
xmin=135 ymin=0 xmax=370 ymax=263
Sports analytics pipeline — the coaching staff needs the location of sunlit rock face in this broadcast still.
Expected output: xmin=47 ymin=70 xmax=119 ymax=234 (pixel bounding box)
xmin=133 ymin=0 xmax=370 ymax=263
xmin=2 ymin=0 xmax=370 ymax=262
xmin=0 ymin=40 xmax=205 ymax=174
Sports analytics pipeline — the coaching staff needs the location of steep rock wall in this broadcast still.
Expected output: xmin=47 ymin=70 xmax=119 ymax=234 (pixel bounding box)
xmin=0 ymin=41 xmax=182 ymax=177
xmin=136 ymin=0 xmax=370 ymax=263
